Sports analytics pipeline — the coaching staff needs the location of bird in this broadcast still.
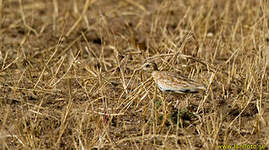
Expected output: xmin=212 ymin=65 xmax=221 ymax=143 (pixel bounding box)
xmin=142 ymin=62 xmax=206 ymax=94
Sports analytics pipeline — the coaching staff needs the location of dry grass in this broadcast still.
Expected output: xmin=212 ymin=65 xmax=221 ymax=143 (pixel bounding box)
xmin=0 ymin=0 xmax=269 ymax=149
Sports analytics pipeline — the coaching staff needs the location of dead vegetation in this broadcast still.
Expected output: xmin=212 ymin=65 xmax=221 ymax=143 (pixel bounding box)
xmin=0 ymin=0 xmax=268 ymax=149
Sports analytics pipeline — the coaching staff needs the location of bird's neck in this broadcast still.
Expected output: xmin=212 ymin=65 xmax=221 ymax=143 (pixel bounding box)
xmin=152 ymin=71 xmax=158 ymax=76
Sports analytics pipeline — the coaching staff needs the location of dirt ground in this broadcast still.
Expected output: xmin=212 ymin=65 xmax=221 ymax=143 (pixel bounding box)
xmin=0 ymin=0 xmax=269 ymax=149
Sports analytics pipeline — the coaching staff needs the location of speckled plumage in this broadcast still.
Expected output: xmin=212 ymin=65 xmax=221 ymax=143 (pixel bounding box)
xmin=143 ymin=62 xmax=206 ymax=94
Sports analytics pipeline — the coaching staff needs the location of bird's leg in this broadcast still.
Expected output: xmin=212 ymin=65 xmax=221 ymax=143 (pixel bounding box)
xmin=175 ymin=99 xmax=179 ymax=109
xmin=174 ymin=93 xmax=183 ymax=109
xmin=160 ymin=91 xmax=168 ymax=129
xmin=151 ymin=83 xmax=158 ymax=137
xmin=174 ymin=94 xmax=191 ymax=109
xmin=185 ymin=94 xmax=191 ymax=108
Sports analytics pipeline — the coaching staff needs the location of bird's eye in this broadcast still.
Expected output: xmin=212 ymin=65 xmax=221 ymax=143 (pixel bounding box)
xmin=145 ymin=64 xmax=150 ymax=67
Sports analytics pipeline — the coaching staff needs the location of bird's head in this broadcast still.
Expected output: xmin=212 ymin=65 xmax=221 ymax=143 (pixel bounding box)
xmin=142 ymin=62 xmax=159 ymax=72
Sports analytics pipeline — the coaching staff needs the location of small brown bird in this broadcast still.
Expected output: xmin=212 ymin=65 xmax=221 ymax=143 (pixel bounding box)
xmin=143 ymin=62 xmax=206 ymax=94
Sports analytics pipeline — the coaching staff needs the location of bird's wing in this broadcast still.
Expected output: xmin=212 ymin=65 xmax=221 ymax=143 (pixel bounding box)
xmin=154 ymin=71 xmax=206 ymax=93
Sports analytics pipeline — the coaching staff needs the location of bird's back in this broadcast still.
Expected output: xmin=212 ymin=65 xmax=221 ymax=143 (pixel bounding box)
xmin=152 ymin=71 xmax=206 ymax=94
